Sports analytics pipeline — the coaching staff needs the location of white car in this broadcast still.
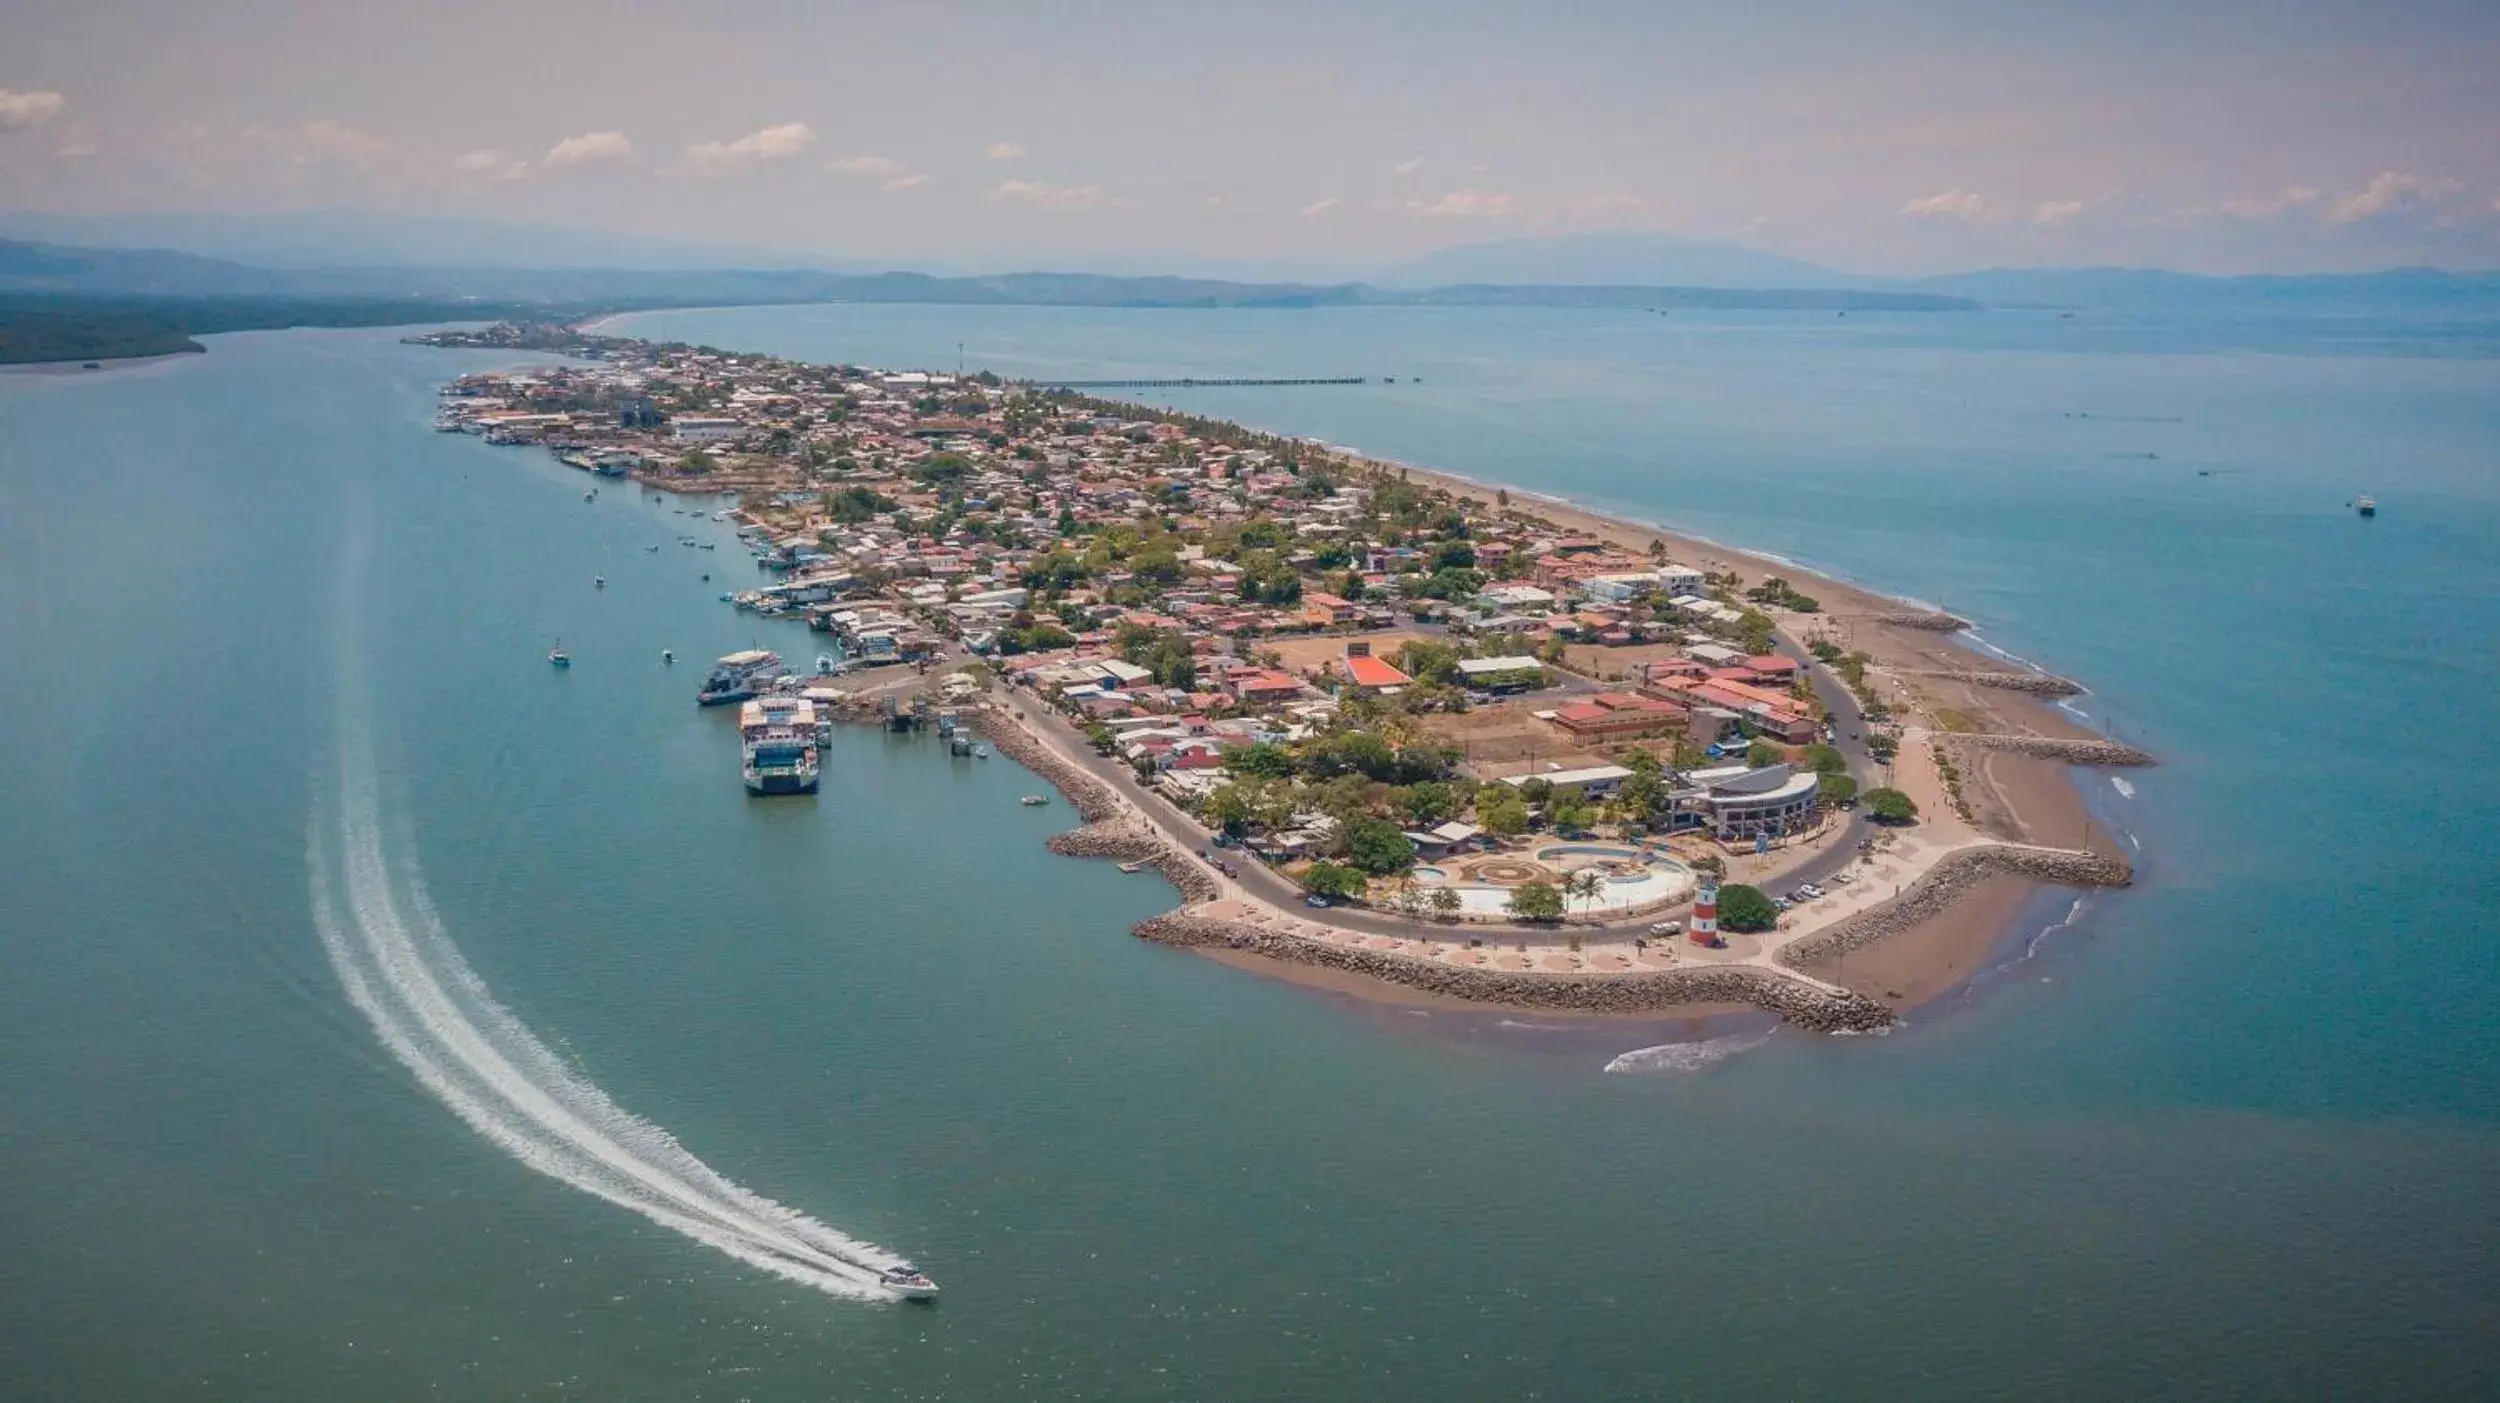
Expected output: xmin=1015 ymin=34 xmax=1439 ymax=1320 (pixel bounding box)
xmin=1649 ymin=920 xmax=1683 ymax=936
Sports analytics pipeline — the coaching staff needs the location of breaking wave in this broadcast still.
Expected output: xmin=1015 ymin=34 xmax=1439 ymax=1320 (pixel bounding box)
xmin=1602 ymin=1030 xmax=1772 ymax=1076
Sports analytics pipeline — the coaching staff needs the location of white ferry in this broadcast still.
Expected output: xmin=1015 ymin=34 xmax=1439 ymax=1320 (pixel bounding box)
xmin=738 ymin=695 xmax=821 ymax=795
xmin=697 ymin=650 xmax=782 ymax=706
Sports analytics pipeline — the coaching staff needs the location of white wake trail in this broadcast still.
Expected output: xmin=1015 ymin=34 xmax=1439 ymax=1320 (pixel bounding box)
xmin=311 ymin=747 xmax=907 ymax=1300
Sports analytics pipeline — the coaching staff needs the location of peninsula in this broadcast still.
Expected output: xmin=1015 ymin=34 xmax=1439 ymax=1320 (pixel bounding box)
xmin=418 ymin=321 xmax=2142 ymax=1032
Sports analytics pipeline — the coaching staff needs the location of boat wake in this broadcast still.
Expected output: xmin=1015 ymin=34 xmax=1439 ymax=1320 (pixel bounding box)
xmin=309 ymin=744 xmax=909 ymax=1301
xmin=1602 ymin=1030 xmax=1772 ymax=1076
xmin=2109 ymin=775 xmax=2136 ymax=800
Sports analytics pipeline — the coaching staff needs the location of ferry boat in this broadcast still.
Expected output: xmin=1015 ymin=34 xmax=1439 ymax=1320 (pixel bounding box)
xmin=880 ymin=1264 xmax=939 ymax=1301
xmin=739 ymin=695 xmax=821 ymax=794
xmin=2355 ymin=494 xmax=2377 ymax=517
xmin=697 ymin=649 xmax=782 ymax=706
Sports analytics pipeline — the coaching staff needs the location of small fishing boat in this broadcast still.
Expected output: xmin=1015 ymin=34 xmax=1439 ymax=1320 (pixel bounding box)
xmin=2355 ymin=494 xmax=2377 ymax=517
xmin=815 ymin=655 xmax=838 ymax=675
xmin=594 ymin=575 xmax=605 ymax=589
xmin=662 ymin=649 xmax=675 ymax=664
xmin=548 ymin=644 xmax=571 ymax=668
xmin=1020 ymin=795 xmax=1050 ymax=806
xmin=1118 ymin=859 xmax=1153 ymax=873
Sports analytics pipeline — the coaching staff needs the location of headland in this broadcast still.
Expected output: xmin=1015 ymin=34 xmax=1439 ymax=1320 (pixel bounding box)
xmin=414 ymin=319 xmax=2144 ymax=1033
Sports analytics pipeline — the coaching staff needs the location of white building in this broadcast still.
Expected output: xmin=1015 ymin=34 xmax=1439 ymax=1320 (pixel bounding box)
xmin=671 ymin=416 xmax=745 ymax=442
xmin=1680 ymin=763 xmax=1822 ymax=840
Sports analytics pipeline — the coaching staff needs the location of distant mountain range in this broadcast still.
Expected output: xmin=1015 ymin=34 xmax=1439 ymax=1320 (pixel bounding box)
xmin=7 ymin=216 xmax=2499 ymax=363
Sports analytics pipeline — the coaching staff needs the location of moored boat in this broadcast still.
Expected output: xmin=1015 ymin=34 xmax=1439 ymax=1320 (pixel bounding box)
xmin=2355 ymin=494 xmax=2377 ymax=517
xmin=698 ymin=649 xmax=782 ymax=706
xmin=738 ymin=695 xmax=821 ymax=794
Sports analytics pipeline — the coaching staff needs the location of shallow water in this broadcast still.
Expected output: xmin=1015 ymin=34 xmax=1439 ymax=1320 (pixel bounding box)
xmin=2 ymin=308 xmax=2496 ymax=1399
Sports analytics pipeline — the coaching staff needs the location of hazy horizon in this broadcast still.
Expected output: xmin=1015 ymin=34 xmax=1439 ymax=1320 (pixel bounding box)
xmin=6 ymin=1 xmax=2500 ymax=277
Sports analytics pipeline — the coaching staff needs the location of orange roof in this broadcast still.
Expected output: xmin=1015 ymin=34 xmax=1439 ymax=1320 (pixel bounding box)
xmin=1343 ymin=655 xmax=1412 ymax=688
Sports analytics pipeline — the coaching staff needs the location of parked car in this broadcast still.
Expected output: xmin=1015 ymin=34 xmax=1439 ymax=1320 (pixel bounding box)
xmin=1304 ymin=895 xmax=1332 ymax=909
xmin=1649 ymin=920 xmax=1684 ymax=936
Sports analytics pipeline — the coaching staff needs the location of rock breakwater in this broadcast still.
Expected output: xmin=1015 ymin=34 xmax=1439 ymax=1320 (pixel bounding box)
xmin=1133 ymin=914 xmax=1897 ymax=1033
xmin=1866 ymin=610 xmax=1971 ymax=632
xmin=1899 ymin=667 xmax=2086 ymax=698
xmin=1777 ymin=844 xmax=2132 ymax=970
xmin=1944 ymin=734 xmax=2157 ymax=766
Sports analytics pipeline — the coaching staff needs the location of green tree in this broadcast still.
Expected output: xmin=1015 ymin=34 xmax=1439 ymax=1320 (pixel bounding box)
xmin=1746 ymin=740 xmax=1787 ymax=768
xmin=1204 ymin=784 xmax=1254 ymax=835
xmin=1429 ymin=886 xmax=1463 ymax=922
xmin=1395 ymin=781 xmax=1458 ymax=826
xmin=1479 ymin=792 xmax=1530 ymax=837
xmin=1564 ymin=869 xmax=1603 ymax=920
xmin=1300 ymin=861 xmax=1367 ymax=900
xmin=1517 ymin=777 xmax=1555 ymax=805
xmin=1818 ymin=773 xmax=1859 ymax=806
xmin=1716 ymin=884 xmax=1778 ymax=933
xmin=1506 ymin=880 xmax=1566 ymax=923
xmin=1865 ymin=787 xmax=1919 ymax=823
xmin=1223 ymin=743 xmax=1297 ymax=780
xmin=1343 ymin=818 xmax=1419 ymax=876
xmin=1802 ymin=743 xmax=1849 ymax=775
xmin=1083 ymin=722 xmax=1116 ymax=754
xmin=1548 ymin=797 xmax=1595 ymax=835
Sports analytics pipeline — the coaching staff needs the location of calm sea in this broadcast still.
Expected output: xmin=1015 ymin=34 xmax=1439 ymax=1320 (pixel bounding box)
xmin=2 ymin=304 xmax=2494 ymax=1399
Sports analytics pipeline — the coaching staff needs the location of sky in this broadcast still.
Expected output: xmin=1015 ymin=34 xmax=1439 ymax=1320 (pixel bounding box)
xmin=5 ymin=0 xmax=2500 ymax=276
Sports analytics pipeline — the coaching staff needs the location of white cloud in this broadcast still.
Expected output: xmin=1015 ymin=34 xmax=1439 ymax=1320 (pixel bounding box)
xmin=545 ymin=130 xmax=634 ymax=167
xmin=679 ymin=121 xmax=814 ymax=175
xmin=1409 ymin=187 xmax=1515 ymax=218
xmin=1392 ymin=157 xmax=1423 ymax=176
xmin=986 ymin=141 xmax=1025 ymax=160
xmin=881 ymin=172 xmax=929 ymax=192
xmin=0 ymin=89 xmax=67 ymax=132
xmin=826 ymin=154 xmax=908 ymax=177
xmin=1901 ymin=189 xmax=1988 ymax=220
xmin=1299 ymin=196 xmax=1342 ymax=218
xmin=2330 ymin=170 xmax=2464 ymax=223
xmin=2034 ymin=199 xmax=2086 ymax=226
xmin=991 ymin=178 xmax=1104 ymax=207
xmin=453 ymin=148 xmax=529 ymax=181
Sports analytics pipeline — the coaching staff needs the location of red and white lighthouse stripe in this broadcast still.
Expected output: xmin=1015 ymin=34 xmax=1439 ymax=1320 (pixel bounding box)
xmin=1690 ymin=877 xmax=1719 ymax=944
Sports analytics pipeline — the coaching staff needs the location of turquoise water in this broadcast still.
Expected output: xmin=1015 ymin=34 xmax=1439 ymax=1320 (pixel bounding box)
xmin=2 ymin=308 xmax=2496 ymax=1399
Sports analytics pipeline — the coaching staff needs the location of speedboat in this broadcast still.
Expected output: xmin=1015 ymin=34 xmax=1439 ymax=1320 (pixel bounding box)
xmin=880 ymin=1264 xmax=939 ymax=1301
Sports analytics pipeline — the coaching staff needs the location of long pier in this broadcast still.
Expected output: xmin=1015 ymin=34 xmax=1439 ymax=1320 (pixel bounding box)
xmin=1031 ymin=376 xmax=1369 ymax=389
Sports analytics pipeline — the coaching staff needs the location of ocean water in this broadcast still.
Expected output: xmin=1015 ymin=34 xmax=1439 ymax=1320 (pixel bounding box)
xmin=1 ymin=307 xmax=2495 ymax=1399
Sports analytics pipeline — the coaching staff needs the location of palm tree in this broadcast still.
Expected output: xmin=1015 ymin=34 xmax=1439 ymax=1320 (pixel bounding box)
xmin=1565 ymin=869 xmax=1603 ymax=922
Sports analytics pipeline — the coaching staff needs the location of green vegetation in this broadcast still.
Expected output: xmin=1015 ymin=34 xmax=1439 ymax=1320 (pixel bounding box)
xmin=1300 ymin=861 xmax=1368 ymax=900
xmin=1716 ymin=884 xmax=1779 ymax=933
xmin=1744 ymin=576 xmax=1822 ymax=612
xmin=1342 ymin=818 xmax=1419 ymax=876
xmin=1746 ymin=739 xmax=1787 ymax=768
xmin=1505 ymin=880 xmax=1566 ymax=923
xmin=1819 ymin=773 xmax=1859 ymax=806
xmin=1864 ymin=787 xmax=1919 ymax=823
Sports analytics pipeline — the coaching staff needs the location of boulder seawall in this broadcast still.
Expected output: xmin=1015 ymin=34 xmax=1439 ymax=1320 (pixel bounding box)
xmin=1943 ymin=733 xmax=2157 ymax=766
xmin=1777 ymin=844 xmax=2133 ymax=970
xmin=1134 ymin=914 xmax=1898 ymax=1033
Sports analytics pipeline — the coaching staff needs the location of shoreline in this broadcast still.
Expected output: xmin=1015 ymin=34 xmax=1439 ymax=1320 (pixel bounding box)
xmin=435 ymin=323 xmax=2150 ymax=1033
xmin=968 ymin=444 xmax=2142 ymax=1031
